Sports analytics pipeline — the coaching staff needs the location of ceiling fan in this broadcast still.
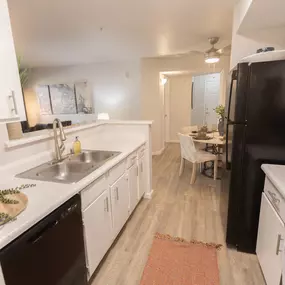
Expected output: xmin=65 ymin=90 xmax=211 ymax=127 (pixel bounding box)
xmin=162 ymin=37 xmax=231 ymax=63
xmin=200 ymin=37 xmax=231 ymax=63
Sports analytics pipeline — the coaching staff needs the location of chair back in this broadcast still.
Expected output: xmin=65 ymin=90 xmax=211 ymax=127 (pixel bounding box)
xmin=178 ymin=133 xmax=197 ymax=162
xmin=180 ymin=125 xmax=198 ymax=134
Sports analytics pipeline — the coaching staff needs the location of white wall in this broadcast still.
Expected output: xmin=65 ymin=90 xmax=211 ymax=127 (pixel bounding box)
xmin=141 ymin=55 xmax=230 ymax=153
xmin=28 ymin=61 xmax=141 ymax=123
xmin=230 ymin=0 xmax=283 ymax=69
xmin=168 ymin=75 xmax=192 ymax=142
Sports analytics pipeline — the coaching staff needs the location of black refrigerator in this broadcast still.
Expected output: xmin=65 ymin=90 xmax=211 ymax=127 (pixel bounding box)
xmin=223 ymin=59 xmax=285 ymax=253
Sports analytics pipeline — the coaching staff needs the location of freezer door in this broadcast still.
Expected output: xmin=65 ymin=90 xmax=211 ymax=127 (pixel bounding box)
xmin=246 ymin=60 xmax=285 ymax=145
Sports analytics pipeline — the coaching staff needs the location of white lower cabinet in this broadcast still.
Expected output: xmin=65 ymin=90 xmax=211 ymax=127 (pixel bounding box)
xmin=138 ymin=155 xmax=147 ymax=199
xmin=83 ymin=190 xmax=113 ymax=277
xmin=111 ymin=174 xmax=129 ymax=236
xmin=81 ymin=150 xmax=150 ymax=278
xmin=129 ymin=163 xmax=139 ymax=213
xmin=256 ymin=193 xmax=285 ymax=285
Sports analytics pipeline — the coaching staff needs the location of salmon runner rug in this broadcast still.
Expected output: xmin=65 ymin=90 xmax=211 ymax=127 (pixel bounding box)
xmin=140 ymin=233 xmax=222 ymax=285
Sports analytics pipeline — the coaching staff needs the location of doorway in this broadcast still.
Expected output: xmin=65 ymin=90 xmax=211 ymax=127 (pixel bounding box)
xmin=191 ymin=73 xmax=220 ymax=128
xmin=164 ymin=74 xmax=193 ymax=143
xmin=163 ymin=72 xmax=221 ymax=144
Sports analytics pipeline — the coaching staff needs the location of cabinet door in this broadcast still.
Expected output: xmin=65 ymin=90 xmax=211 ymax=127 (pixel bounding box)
xmin=0 ymin=0 xmax=25 ymax=121
xmin=111 ymin=175 xmax=129 ymax=236
xmin=256 ymin=193 xmax=285 ymax=285
xmin=129 ymin=164 xmax=139 ymax=213
xmin=138 ymin=155 xmax=147 ymax=199
xmin=83 ymin=190 xmax=113 ymax=278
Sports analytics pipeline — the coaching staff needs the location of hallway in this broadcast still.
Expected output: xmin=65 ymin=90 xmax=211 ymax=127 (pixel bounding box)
xmin=92 ymin=143 xmax=265 ymax=285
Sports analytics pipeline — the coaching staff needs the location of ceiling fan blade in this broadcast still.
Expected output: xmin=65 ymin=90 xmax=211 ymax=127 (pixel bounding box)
xmin=159 ymin=50 xmax=204 ymax=58
xmin=217 ymin=45 xmax=231 ymax=55
xmin=189 ymin=50 xmax=204 ymax=55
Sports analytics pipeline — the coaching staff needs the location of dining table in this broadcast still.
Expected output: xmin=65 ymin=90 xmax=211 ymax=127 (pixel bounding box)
xmin=189 ymin=131 xmax=225 ymax=179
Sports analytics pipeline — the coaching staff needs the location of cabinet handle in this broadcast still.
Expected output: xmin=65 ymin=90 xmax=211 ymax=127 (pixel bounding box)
xmin=104 ymin=197 xmax=107 ymax=212
xmin=268 ymin=191 xmax=276 ymax=198
xmin=276 ymin=234 xmax=283 ymax=255
xmin=141 ymin=162 xmax=143 ymax=172
xmin=268 ymin=190 xmax=280 ymax=211
xmin=9 ymin=90 xmax=18 ymax=116
xmin=106 ymin=197 xmax=109 ymax=212
xmin=115 ymin=187 xmax=119 ymax=200
xmin=136 ymin=166 xmax=139 ymax=176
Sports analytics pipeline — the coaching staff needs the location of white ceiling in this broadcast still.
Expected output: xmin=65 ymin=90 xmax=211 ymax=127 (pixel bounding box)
xmin=8 ymin=0 xmax=236 ymax=67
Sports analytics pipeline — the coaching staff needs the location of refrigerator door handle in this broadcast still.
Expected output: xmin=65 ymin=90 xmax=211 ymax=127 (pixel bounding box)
xmin=226 ymin=70 xmax=237 ymax=121
xmin=227 ymin=79 xmax=234 ymax=121
xmin=225 ymin=123 xmax=230 ymax=170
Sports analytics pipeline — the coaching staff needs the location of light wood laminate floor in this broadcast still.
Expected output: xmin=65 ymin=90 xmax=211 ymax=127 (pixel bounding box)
xmin=91 ymin=143 xmax=265 ymax=285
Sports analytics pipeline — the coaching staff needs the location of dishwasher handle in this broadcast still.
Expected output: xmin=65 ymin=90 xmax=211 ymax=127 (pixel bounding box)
xmin=28 ymin=220 xmax=59 ymax=244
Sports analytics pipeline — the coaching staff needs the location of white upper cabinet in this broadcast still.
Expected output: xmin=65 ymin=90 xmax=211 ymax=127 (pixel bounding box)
xmin=0 ymin=0 xmax=26 ymax=121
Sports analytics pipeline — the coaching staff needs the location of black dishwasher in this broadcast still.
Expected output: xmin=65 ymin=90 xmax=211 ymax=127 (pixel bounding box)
xmin=0 ymin=194 xmax=88 ymax=285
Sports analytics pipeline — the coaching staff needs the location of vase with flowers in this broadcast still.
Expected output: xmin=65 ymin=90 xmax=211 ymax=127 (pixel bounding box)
xmin=214 ymin=105 xmax=225 ymax=136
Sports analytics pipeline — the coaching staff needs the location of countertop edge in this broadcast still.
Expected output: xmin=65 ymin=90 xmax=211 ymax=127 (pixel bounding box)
xmin=4 ymin=120 xmax=153 ymax=149
xmin=0 ymin=140 xmax=146 ymax=250
xmin=261 ymin=164 xmax=285 ymax=199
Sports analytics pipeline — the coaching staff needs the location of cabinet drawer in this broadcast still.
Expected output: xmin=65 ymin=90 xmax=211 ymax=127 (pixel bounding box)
xmin=81 ymin=176 xmax=108 ymax=210
xmin=137 ymin=143 xmax=146 ymax=158
xmin=264 ymin=178 xmax=285 ymax=222
xmin=108 ymin=160 xmax=126 ymax=185
xmin=126 ymin=152 xmax=137 ymax=169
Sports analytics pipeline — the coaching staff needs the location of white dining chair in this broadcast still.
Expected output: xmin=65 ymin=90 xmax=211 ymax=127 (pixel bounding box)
xmin=178 ymin=133 xmax=218 ymax=184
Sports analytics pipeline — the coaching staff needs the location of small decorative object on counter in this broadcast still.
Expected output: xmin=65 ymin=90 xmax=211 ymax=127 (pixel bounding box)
xmin=6 ymin=122 xmax=23 ymax=140
xmin=73 ymin=136 xmax=82 ymax=155
xmin=197 ymin=125 xmax=208 ymax=139
xmin=214 ymin=105 xmax=225 ymax=136
xmin=0 ymin=184 xmax=35 ymax=225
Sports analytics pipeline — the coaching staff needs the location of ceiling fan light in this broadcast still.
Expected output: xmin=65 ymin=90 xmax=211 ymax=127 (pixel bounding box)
xmin=205 ymin=57 xmax=220 ymax=64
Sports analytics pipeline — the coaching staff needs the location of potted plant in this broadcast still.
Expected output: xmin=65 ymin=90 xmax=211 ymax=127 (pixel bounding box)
xmin=17 ymin=56 xmax=29 ymax=88
xmin=214 ymin=105 xmax=225 ymax=135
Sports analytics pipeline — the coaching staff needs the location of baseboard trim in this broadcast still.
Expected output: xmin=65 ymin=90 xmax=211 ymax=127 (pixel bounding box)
xmin=152 ymin=147 xmax=165 ymax=156
xmin=144 ymin=189 xmax=154 ymax=199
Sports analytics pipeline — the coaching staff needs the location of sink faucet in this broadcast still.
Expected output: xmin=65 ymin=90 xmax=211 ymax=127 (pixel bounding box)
xmin=53 ymin=118 xmax=67 ymax=162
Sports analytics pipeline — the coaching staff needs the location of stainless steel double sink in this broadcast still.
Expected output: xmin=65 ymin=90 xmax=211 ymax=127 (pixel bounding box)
xmin=16 ymin=150 xmax=121 ymax=184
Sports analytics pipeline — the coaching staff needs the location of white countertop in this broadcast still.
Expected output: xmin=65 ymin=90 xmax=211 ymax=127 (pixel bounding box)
xmin=0 ymin=139 xmax=146 ymax=250
xmin=262 ymin=164 xmax=285 ymax=198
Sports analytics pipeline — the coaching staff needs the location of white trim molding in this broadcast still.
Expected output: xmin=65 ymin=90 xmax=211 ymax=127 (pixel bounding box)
xmin=144 ymin=189 xmax=154 ymax=199
xmin=152 ymin=147 xmax=165 ymax=156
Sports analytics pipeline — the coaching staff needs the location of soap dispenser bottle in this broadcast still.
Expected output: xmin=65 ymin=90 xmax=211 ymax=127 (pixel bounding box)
xmin=73 ymin=136 xmax=82 ymax=155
